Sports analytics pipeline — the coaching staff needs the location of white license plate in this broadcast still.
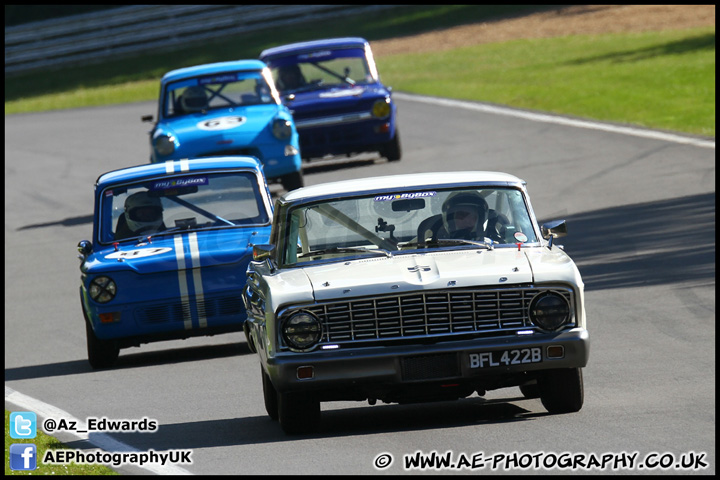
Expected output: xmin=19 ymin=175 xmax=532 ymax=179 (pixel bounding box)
xmin=469 ymin=347 xmax=542 ymax=369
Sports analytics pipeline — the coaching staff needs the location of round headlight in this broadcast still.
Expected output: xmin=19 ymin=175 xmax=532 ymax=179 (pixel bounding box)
xmin=272 ymin=119 xmax=292 ymax=140
xmin=529 ymin=292 xmax=570 ymax=331
xmin=371 ymin=98 xmax=391 ymax=118
xmin=282 ymin=311 xmax=322 ymax=350
xmin=89 ymin=276 xmax=117 ymax=304
xmin=154 ymin=134 xmax=176 ymax=157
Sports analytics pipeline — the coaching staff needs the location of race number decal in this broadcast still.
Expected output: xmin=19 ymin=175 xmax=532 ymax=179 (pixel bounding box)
xmin=196 ymin=116 xmax=246 ymax=131
xmin=105 ymin=247 xmax=172 ymax=260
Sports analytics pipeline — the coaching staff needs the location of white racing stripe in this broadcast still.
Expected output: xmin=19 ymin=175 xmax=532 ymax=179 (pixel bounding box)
xmin=173 ymin=236 xmax=192 ymax=330
xmin=187 ymin=232 xmax=207 ymax=328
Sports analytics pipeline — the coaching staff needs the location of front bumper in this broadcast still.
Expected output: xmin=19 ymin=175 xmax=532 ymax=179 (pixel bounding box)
xmin=82 ymin=288 xmax=247 ymax=348
xmin=266 ymin=328 xmax=589 ymax=400
xmin=296 ymin=117 xmax=395 ymax=158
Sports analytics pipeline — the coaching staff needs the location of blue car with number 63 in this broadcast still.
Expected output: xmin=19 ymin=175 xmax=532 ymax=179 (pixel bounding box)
xmin=142 ymin=60 xmax=305 ymax=191
xmin=77 ymin=156 xmax=273 ymax=369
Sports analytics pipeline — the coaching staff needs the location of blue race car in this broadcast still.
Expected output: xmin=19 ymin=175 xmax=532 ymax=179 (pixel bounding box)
xmin=77 ymin=157 xmax=273 ymax=368
xmin=142 ymin=60 xmax=304 ymax=191
xmin=260 ymin=37 xmax=401 ymax=162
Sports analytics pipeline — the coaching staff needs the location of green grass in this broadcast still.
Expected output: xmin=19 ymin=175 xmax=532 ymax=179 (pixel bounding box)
xmin=5 ymin=410 xmax=118 ymax=475
xmin=4 ymin=6 xmax=715 ymax=137
xmin=378 ymin=28 xmax=715 ymax=136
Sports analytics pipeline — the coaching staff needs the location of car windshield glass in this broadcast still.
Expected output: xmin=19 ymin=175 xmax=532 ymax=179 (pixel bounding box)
xmin=282 ymin=187 xmax=539 ymax=265
xmin=100 ymin=171 xmax=270 ymax=243
xmin=266 ymin=48 xmax=373 ymax=94
xmin=164 ymin=70 xmax=278 ymax=117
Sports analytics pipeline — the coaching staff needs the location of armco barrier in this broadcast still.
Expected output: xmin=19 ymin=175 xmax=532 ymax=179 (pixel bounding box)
xmin=5 ymin=5 xmax=397 ymax=75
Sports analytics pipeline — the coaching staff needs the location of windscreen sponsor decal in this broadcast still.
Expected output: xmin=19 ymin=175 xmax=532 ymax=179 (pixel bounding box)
xmin=375 ymin=191 xmax=437 ymax=202
xmin=196 ymin=116 xmax=246 ymax=131
xmin=105 ymin=247 xmax=172 ymax=260
xmin=319 ymin=86 xmax=365 ymax=98
xmin=298 ymin=50 xmax=333 ymax=60
xmin=150 ymin=177 xmax=208 ymax=190
xmin=198 ymin=73 xmax=239 ymax=85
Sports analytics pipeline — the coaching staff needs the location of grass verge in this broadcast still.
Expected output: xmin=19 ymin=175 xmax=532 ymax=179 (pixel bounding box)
xmin=4 ymin=6 xmax=715 ymax=138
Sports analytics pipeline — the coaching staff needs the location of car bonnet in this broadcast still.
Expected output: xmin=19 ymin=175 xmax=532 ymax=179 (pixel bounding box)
xmin=160 ymin=106 xmax=282 ymax=142
xmin=299 ymin=249 xmax=535 ymax=302
xmin=85 ymin=228 xmax=265 ymax=275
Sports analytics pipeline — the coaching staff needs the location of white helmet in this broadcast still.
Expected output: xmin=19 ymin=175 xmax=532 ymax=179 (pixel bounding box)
xmin=124 ymin=192 xmax=164 ymax=233
xmin=441 ymin=191 xmax=489 ymax=238
xmin=180 ymin=86 xmax=208 ymax=113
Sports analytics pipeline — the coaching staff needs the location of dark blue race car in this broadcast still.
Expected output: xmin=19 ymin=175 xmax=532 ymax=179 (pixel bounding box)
xmin=260 ymin=37 xmax=401 ymax=162
xmin=77 ymin=157 xmax=273 ymax=368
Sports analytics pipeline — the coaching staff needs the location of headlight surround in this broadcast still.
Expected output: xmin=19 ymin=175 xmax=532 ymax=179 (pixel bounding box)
xmin=88 ymin=276 xmax=117 ymax=304
xmin=371 ymin=98 xmax=391 ymax=118
xmin=154 ymin=134 xmax=176 ymax=157
xmin=272 ymin=119 xmax=292 ymax=140
xmin=282 ymin=311 xmax=322 ymax=350
xmin=529 ymin=291 xmax=571 ymax=331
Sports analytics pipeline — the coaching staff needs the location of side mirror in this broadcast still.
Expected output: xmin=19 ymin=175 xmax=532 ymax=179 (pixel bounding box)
xmin=541 ymin=220 xmax=567 ymax=249
xmin=77 ymin=240 xmax=93 ymax=257
xmin=252 ymin=244 xmax=275 ymax=261
xmin=251 ymin=244 xmax=277 ymax=273
xmin=141 ymin=115 xmax=154 ymax=123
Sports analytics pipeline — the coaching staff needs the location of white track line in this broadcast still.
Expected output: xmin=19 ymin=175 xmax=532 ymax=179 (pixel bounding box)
xmin=393 ymin=92 xmax=715 ymax=149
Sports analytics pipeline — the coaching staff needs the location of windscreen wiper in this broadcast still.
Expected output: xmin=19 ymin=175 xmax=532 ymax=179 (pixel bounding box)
xmin=298 ymin=246 xmax=392 ymax=259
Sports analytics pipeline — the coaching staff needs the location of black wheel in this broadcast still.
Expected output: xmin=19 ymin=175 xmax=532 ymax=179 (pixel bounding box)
xmin=278 ymin=391 xmax=320 ymax=434
xmin=381 ymin=130 xmax=401 ymax=162
xmin=261 ymin=367 xmax=279 ymax=421
xmin=281 ymin=170 xmax=304 ymax=192
xmin=538 ymin=368 xmax=584 ymax=414
xmin=519 ymin=382 xmax=540 ymax=399
xmin=85 ymin=320 xmax=119 ymax=369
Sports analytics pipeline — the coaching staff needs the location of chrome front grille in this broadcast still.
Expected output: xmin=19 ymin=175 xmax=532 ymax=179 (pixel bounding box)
xmin=295 ymin=286 xmax=573 ymax=345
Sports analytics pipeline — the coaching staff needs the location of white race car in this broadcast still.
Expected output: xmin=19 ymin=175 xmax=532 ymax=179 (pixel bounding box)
xmin=243 ymin=171 xmax=589 ymax=434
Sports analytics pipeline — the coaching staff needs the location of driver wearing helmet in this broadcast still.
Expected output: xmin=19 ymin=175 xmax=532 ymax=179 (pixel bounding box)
xmin=277 ymin=64 xmax=307 ymax=91
xmin=178 ymin=85 xmax=208 ymax=113
xmin=438 ymin=191 xmax=489 ymax=241
xmin=115 ymin=191 xmax=166 ymax=239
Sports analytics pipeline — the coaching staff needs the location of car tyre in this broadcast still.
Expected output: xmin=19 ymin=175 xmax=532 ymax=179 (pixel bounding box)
xmin=382 ymin=130 xmax=402 ymax=162
xmin=281 ymin=170 xmax=304 ymax=192
xmin=261 ymin=367 xmax=279 ymax=421
xmin=519 ymin=382 xmax=540 ymax=399
xmin=85 ymin=320 xmax=119 ymax=369
xmin=538 ymin=367 xmax=584 ymax=414
xmin=278 ymin=391 xmax=320 ymax=434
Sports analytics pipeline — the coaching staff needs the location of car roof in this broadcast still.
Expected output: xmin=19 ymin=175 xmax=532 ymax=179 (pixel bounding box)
xmin=260 ymin=37 xmax=369 ymax=59
xmin=282 ymin=171 xmax=526 ymax=203
xmin=96 ymin=157 xmax=263 ymax=187
xmin=161 ymin=60 xmax=268 ymax=84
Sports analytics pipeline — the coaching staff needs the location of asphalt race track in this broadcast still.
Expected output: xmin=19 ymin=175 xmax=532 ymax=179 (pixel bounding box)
xmin=5 ymin=95 xmax=715 ymax=475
